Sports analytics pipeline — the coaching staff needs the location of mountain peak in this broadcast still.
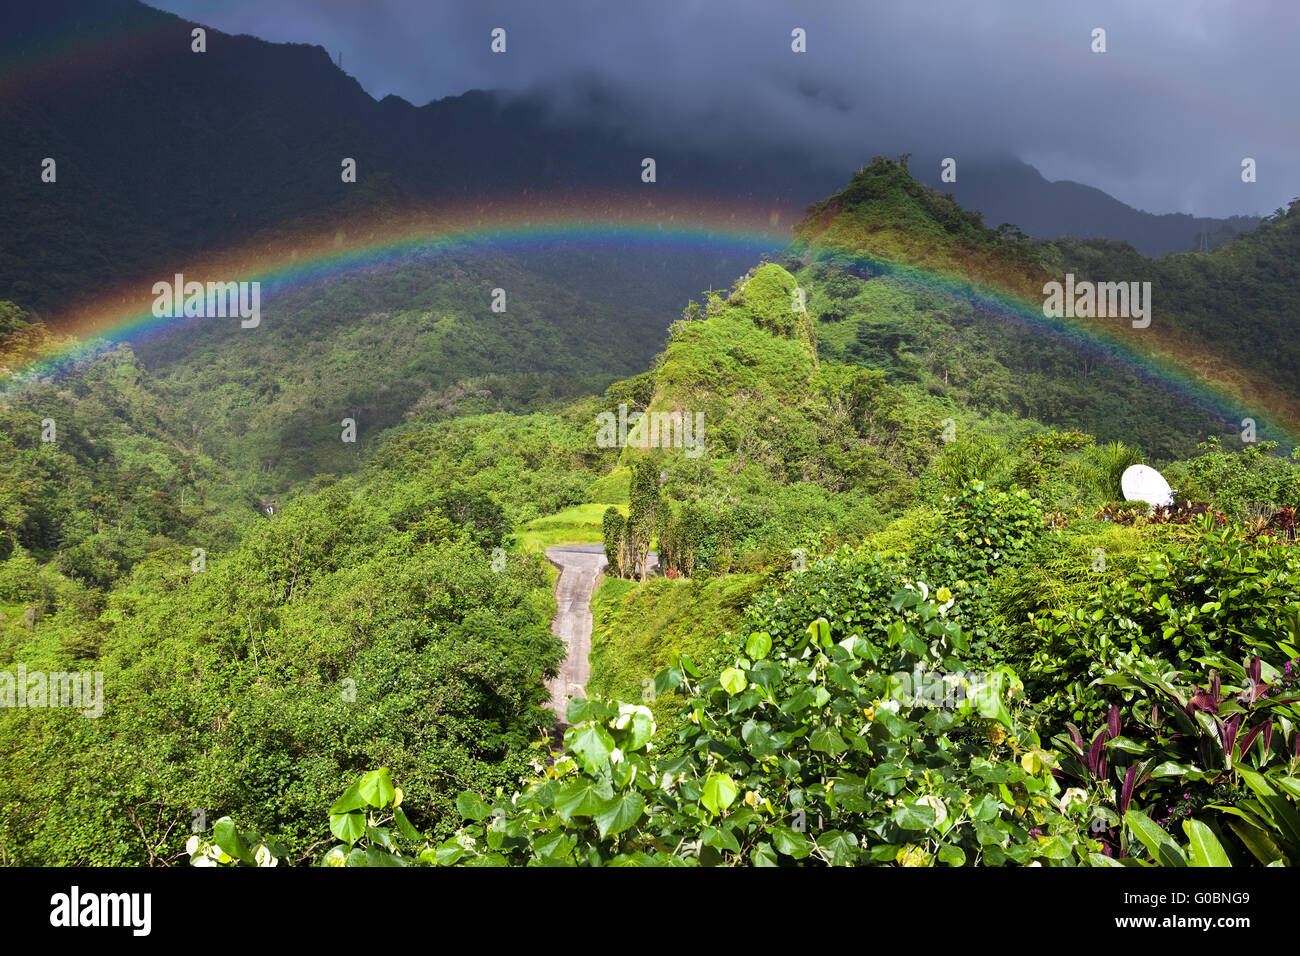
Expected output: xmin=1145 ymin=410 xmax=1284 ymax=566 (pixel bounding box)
xmin=793 ymin=156 xmax=1047 ymax=298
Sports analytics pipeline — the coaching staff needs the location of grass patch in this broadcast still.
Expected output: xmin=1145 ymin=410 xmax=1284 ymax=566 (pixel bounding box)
xmin=587 ymin=467 xmax=629 ymax=503
xmin=516 ymin=503 xmax=625 ymax=553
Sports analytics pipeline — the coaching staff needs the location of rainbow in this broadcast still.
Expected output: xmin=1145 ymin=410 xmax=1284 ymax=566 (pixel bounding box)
xmin=3 ymin=193 xmax=1297 ymax=447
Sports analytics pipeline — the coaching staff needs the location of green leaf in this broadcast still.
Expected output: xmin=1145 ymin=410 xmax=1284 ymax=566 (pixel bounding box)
xmin=1035 ymin=835 xmax=1072 ymax=860
xmin=328 ymin=810 xmax=366 ymax=846
xmin=433 ymin=839 xmax=465 ymax=866
xmin=1276 ymin=777 xmax=1300 ymax=802
xmin=701 ymin=773 xmax=739 ymax=816
xmin=393 ymin=807 xmax=421 ymax=842
xmin=621 ymin=710 xmax=654 ymax=751
xmin=329 ymin=779 xmax=367 ymax=815
xmin=1149 ymin=761 xmax=1198 ymax=778
xmin=937 ymin=843 xmax=966 ymax=867
xmin=809 ymin=726 xmax=848 ymax=756
xmin=1182 ymin=818 xmax=1231 ymax=867
xmin=456 ymin=791 xmax=491 ymax=822
xmin=652 ymin=668 xmax=683 ymax=698
xmin=807 ymin=618 xmax=832 ymax=648
xmin=212 ymin=817 xmax=254 ymax=864
xmin=771 ymin=824 xmax=812 ymax=860
xmin=719 ymin=667 xmax=748 ymax=696
xmin=357 ymin=768 xmax=396 ymax=808
xmin=751 ymin=842 xmax=778 ymax=867
xmin=889 ymin=589 xmax=920 ymax=611
xmin=816 ymin=830 xmax=859 ymax=866
xmin=1088 ymin=852 xmax=1127 ymax=867
xmin=566 ymin=723 xmax=616 ymax=775
xmin=1105 ymin=736 xmax=1148 ymax=755
xmin=1226 ymin=818 xmax=1287 ymax=866
xmin=554 ymin=777 xmax=614 ymax=822
xmin=701 ymin=825 xmax=741 ymax=854
xmin=1237 ymin=767 xmax=1300 ymax=847
xmin=566 ymin=697 xmax=613 ymax=725
xmin=745 ymin=631 xmax=773 ymax=661
xmin=892 ymin=802 xmax=937 ymax=831
xmin=593 ymin=791 xmax=645 ymax=839
xmin=365 ymin=846 xmax=408 ymax=867
xmin=1125 ymin=809 xmax=1187 ymax=867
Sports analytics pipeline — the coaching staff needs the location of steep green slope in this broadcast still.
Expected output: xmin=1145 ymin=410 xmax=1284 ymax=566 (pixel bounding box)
xmin=601 ymin=261 xmax=942 ymax=571
xmin=0 ymin=408 xmax=593 ymax=864
xmin=588 ymin=572 xmax=763 ymax=719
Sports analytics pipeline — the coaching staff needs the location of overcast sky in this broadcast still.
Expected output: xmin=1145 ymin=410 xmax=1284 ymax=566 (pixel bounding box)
xmin=149 ymin=0 xmax=1299 ymax=218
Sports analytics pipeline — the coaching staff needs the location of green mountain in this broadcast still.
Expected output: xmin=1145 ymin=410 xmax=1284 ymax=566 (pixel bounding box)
xmin=788 ymin=158 xmax=1300 ymax=459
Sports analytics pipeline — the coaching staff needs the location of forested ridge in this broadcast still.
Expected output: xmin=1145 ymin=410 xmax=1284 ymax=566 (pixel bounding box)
xmin=3 ymin=161 xmax=1300 ymax=867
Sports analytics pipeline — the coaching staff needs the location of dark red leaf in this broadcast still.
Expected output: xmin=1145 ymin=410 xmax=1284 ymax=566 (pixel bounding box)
xmin=1218 ymin=713 xmax=1241 ymax=757
xmin=1119 ymin=765 xmax=1138 ymax=815
xmin=1087 ymin=729 xmax=1107 ymax=777
xmin=1237 ymin=722 xmax=1267 ymax=761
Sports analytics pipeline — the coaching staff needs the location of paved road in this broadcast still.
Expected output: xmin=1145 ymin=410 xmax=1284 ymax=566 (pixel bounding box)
xmin=543 ymin=545 xmax=658 ymax=726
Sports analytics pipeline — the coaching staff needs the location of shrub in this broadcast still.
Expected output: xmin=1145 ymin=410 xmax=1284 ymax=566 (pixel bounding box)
xmin=1170 ymin=438 xmax=1300 ymax=521
xmin=1028 ymin=520 xmax=1300 ymax=726
xmin=431 ymin=593 xmax=1097 ymax=867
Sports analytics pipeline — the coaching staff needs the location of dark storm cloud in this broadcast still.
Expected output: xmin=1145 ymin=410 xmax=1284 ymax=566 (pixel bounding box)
xmin=151 ymin=0 xmax=1299 ymax=217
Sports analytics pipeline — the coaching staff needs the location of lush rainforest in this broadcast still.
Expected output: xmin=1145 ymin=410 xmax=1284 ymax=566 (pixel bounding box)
xmin=4 ymin=160 xmax=1300 ymax=867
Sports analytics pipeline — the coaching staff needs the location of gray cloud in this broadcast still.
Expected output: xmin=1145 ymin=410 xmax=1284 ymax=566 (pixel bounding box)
xmin=151 ymin=0 xmax=1299 ymax=217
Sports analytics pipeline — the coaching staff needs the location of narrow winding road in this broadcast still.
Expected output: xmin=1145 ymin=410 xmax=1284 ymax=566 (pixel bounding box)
xmin=544 ymin=545 xmax=658 ymax=727
xmin=544 ymin=545 xmax=607 ymax=721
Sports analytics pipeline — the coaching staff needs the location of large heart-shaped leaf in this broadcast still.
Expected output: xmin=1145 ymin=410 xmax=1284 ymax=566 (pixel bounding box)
xmin=213 ymin=817 xmax=254 ymax=864
xmin=554 ymin=777 xmax=615 ymax=822
xmin=701 ymin=773 xmax=739 ymax=816
xmin=358 ymin=768 xmax=396 ymax=808
xmin=328 ymin=810 xmax=366 ymax=846
xmin=719 ymin=668 xmax=748 ymax=696
xmin=456 ymin=791 xmax=491 ymax=822
xmin=593 ymin=791 xmax=645 ymax=839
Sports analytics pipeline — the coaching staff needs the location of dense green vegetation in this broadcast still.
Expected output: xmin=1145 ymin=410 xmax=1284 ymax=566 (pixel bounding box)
xmin=299 ymin=490 xmax=1300 ymax=868
xmin=0 ymin=421 xmax=578 ymax=864
xmin=4 ymin=158 xmax=1300 ymax=867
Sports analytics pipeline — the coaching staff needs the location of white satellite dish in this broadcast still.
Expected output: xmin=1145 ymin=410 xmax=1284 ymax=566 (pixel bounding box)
xmin=1121 ymin=464 xmax=1174 ymax=508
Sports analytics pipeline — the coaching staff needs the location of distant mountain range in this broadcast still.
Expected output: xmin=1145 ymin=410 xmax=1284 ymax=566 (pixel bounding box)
xmin=915 ymin=158 xmax=1260 ymax=258
xmin=0 ymin=0 xmax=1263 ymax=320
